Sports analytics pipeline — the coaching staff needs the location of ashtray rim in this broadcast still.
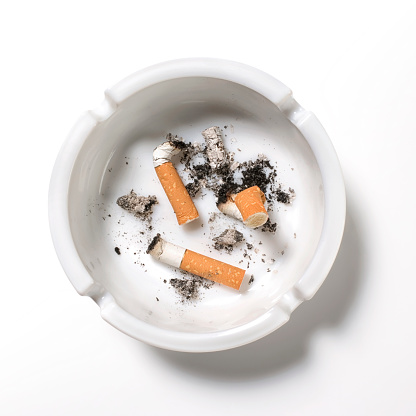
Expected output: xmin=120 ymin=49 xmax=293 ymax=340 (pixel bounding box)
xmin=48 ymin=58 xmax=346 ymax=352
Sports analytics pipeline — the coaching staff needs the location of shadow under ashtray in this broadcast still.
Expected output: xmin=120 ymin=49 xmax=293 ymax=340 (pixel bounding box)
xmin=149 ymin=188 xmax=366 ymax=381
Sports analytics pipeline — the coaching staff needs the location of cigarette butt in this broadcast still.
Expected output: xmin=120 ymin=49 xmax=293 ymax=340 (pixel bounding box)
xmin=153 ymin=139 xmax=199 ymax=225
xmin=155 ymin=162 xmax=199 ymax=225
xmin=217 ymin=186 xmax=269 ymax=228
xmin=147 ymin=234 xmax=247 ymax=290
xmin=234 ymin=186 xmax=268 ymax=228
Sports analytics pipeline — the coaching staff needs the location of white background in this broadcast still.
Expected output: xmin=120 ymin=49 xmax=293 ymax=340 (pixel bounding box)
xmin=1 ymin=1 xmax=415 ymax=415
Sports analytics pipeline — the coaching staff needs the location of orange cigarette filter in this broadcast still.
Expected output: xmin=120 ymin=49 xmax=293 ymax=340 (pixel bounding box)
xmin=155 ymin=161 xmax=199 ymax=225
xmin=234 ymin=186 xmax=268 ymax=228
xmin=180 ymin=249 xmax=246 ymax=290
xmin=147 ymin=234 xmax=247 ymax=290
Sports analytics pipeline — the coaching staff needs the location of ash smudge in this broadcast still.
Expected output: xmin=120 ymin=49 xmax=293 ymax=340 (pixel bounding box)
xmin=178 ymin=132 xmax=293 ymax=228
xmin=185 ymin=178 xmax=205 ymax=197
xmin=166 ymin=133 xmax=187 ymax=150
xmin=261 ymin=219 xmax=277 ymax=234
xmin=170 ymin=275 xmax=214 ymax=302
xmin=116 ymin=190 xmax=158 ymax=218
xmin=213 ymin=229 xmax=244 ymax=253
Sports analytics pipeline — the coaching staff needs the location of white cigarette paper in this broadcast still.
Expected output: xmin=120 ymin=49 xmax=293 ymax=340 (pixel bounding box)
xmin=146 ymin=234 xmax=186 ymax=268
xmin=147 ymin=234 xmax=251 ymax=291
xmin=153 ymin=141 xmax=182 ymax=168
xmin=217 ymin=194 xmax=243 ymax=221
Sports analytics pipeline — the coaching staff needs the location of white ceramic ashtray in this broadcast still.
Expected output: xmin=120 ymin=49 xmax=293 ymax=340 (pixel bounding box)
xmin=49 ymin=58 xmax=345 ymax=352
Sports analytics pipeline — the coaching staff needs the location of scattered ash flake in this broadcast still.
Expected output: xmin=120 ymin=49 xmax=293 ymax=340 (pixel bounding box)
xmin=178 ymin=127 xmax=294 ymax=222
xmin=116 ymin=190 xmax=158 ymax=218
xmin=213 ymin=229 xmax=244 ymax=253
xmin=165 ymin=132 xmax=187 ymax=150
xmin=261 ymin=220 xmax=277 ymax=234
xmin=169 ymin=275 xmax=214 ymax=303
xmin=185 ymin=179 xmax=203 ymax=197
xmin=208 ymin=212 xmax=221 ymax=223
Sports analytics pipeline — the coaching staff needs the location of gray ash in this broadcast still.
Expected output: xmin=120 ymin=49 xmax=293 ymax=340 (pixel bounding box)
xmin=192 ymin=163 xmax=212 ymax=179
xmin=238 ymin=157 xmax=290 ymax=205
xmin=116 ymin=190 xmax=158 ymax=218
xmin=213 ymin=229 xmax=244 ymax=253
xmin=213 ymin=157 xmax=291 ymax=215
xmin=241 ymin=160 xmax=271 ymax=190
xmin=170 ymin=275 xmax=214 ymax=302
xmin=146 ymin=233 xmax=161 ymax=254
xmin=261 ymin=219 xmax=277 ymax=233
xmin=166 ymin=133 xmax=187 ymax=150
xmin=202 ymin=126 xmax=229 ymax=170
xmin=179 ymin=141 xmax=204 ymax=168
xmin=185 ymin=179 xmax=202 ymax=198
xmin=217 ymin=182 xmax=238 ymax=205
xmin=176 ymin=130 xmax=293 ymax=233
xmin=208 ymin=212 xmax=221 ymax=223
xmin=274 ymin=188 xmax=291 ymax=204
xmin=189 ymin=151 xmax=290 ymax=208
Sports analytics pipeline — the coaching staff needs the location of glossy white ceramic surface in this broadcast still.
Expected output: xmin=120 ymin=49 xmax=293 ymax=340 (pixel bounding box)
xmin=49 ymin=58 xmax=345 ymax=352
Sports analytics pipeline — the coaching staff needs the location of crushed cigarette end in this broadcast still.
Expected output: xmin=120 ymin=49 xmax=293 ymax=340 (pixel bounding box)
xmin=116 ymin=190 xmax=158 ymax=217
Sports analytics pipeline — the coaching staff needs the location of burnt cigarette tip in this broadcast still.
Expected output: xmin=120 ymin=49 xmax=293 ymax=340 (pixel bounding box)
xmin=166 ymin=133 xmax=187 ymax=150
xmin=147 ymin=233 xmax=162 ymax=254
